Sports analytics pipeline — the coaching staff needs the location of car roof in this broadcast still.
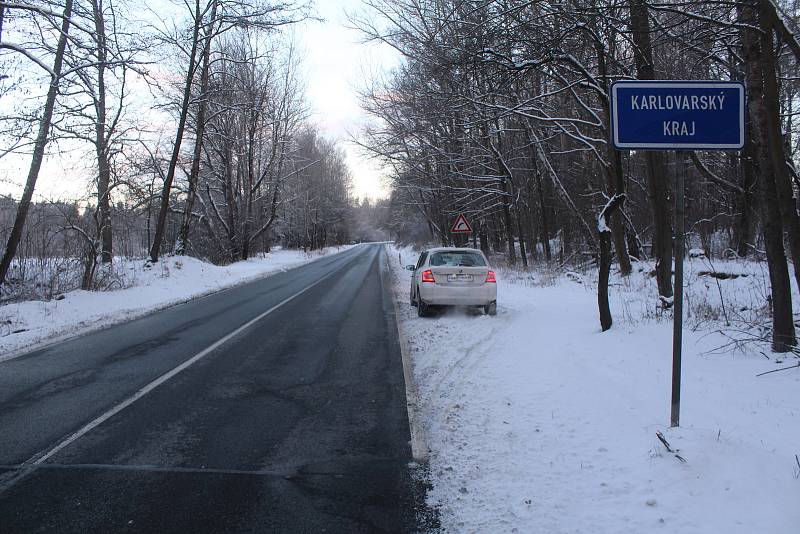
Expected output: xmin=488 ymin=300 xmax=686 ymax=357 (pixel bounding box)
xmin=424 ymin=247 xmax=485 ymax=254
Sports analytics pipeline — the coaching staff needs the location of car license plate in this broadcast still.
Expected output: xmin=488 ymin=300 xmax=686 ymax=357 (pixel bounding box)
xmin=448 ymin=274 xmax=473 ymax=282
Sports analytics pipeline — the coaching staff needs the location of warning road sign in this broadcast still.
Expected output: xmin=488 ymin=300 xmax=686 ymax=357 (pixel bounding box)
xmin=450 ymin=213 xmax=473 ymax=233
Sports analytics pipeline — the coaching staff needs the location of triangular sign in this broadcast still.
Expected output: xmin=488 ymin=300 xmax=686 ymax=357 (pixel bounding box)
xmin=450 ymin=213 xmax=473 ymax=233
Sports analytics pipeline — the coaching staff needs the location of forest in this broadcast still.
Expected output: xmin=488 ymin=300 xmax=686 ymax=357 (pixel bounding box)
xmin=353 ymin=0 xmax=800 ymax=351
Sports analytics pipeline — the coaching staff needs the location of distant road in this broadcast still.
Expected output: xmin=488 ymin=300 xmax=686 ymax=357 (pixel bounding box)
xmin=0 ymin=244 xmax=427 ymax=533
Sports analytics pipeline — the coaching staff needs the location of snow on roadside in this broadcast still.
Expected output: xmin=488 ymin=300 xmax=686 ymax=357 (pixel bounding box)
xmin=389 ymin=245 xmax=800 ymax=534
xmin=0 ymin=245 xmax=354 ymax=359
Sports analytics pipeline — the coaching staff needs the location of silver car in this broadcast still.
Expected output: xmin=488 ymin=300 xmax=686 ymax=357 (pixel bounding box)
xmin=407 ymin=247 xmax=497 ymax=317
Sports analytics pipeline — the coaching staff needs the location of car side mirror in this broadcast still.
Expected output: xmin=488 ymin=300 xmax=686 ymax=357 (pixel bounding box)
xmin=405 ymin=265 xmax=416 ymax=271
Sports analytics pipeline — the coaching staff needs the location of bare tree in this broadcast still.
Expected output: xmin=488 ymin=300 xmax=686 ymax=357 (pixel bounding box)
xmin=0 ymin=0 xmax=75 ymax=287
xmin=147 ymin=0 xmax=310 ymax=263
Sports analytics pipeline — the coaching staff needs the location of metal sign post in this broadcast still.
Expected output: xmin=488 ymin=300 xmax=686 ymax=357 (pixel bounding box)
xmin=610 ymin=80 xmax=746 ymax=427
xmin=671 ymin=165 xmax=684 ymax=427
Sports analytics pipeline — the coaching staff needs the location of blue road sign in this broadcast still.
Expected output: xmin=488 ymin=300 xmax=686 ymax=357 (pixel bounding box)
xmin=610 ymin=80 xmax=745 ymax=150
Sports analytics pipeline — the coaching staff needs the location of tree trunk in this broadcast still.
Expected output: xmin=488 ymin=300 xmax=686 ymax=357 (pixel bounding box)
xmin=516 ymin=204 xmax=528 ymax=269
xmin=628 ymin=0 xmax=674 ymax=301
xmin=730 ymin=45 xmax=757 ymax=258
xmin=758 ymin=0 xmax=800 ymax=293
xmin=595 ymin=35 xmax=632 ymax=276
xmin=241 ymin=157 xmax=254 ymax=260
xmin=91 ymin=0 xmax=113 ymax=263
xmin=536 ymin=166 xmax=552 ymax=261
xmin=743 ymin=0 xmax=796 ymax=351
xmin=479 ymin=223 xmax=489 ymax=254
xmin=177 ymin=0 xmax=217 ymax=255
xmin=149 ymin=0 xmax=203 ymax=263
xmin=598 ymin=194 xmax=625 ymax=332
xmin=500 ymin=185 xmax=517 ymax=266
xmin=598 ymin=230 xmax=612 ymax=330
xmin=608 ymin=155 xmax=631 ymax=275
xmin=0 ymin=0 xmax=74 ymax=286
xmin=736 ymin=146 xmax=757 ymax=257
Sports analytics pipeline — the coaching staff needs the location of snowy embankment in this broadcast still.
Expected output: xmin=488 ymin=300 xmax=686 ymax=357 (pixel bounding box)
xmin=389 ymin=245 xmax=799 ymax=534
xmin=0 ymin=246 xmax=353 ymax=360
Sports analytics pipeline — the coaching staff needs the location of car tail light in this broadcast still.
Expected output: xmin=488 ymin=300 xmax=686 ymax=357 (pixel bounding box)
xmin=421 ymin=269 xmax=435 ymax=283
xmin=485 ymin=270 xmax=496 ymax=283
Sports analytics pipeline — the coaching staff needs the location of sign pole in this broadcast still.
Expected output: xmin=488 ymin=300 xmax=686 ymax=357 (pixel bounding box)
xmin=671 ymin=157 xmax=685 ymax=427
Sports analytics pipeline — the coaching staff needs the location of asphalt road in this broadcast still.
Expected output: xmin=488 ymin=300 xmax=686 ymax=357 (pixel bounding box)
xmin=0 ymin=244 xmax=432 ymax=533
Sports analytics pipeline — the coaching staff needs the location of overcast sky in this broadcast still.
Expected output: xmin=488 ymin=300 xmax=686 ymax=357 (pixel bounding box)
xmin=0 ymin=0 xmax=398 ymax=201
xmin=299 ymin=0 xmax=398 ymax=200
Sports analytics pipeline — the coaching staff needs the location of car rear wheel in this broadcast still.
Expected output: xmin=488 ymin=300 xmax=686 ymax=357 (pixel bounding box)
xmin=410 ymin=286 xmax=417 ymax=307
xmin=417 ymin=295 xmax=432 ymax=317
xmin=484 ymin=301 xmax=497 ymax=316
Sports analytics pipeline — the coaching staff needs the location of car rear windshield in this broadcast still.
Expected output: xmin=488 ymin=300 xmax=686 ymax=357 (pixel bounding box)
xmin=429 ymin=251 xmax=486 ymax=267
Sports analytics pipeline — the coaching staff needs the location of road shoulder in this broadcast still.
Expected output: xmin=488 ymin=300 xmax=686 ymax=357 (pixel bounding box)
xmin=381 ymin=244 xmax=428 ymax=462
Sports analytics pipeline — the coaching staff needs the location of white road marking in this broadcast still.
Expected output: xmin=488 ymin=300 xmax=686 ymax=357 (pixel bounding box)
xmin=23 ymin=257 xmax=353 ymax=467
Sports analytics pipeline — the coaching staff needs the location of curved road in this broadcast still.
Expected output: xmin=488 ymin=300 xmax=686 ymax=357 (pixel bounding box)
xmin=0 ymin=244 xmax=430 ymax=533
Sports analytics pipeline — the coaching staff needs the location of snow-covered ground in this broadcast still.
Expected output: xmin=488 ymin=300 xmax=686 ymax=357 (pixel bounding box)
xmin=390 ymin=245 xmax=800 ymax=534
xmin=0 ymin=246 xmax=353 ymax=359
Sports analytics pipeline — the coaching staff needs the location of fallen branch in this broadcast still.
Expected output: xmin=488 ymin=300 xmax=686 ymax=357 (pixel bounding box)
xmin=696 ymin=271 xmax=746 ymax=280
xmin=656 ymin=431 xmax=687 ymax=463
xmin=756 ymin=361 xmax=800 ymax=377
